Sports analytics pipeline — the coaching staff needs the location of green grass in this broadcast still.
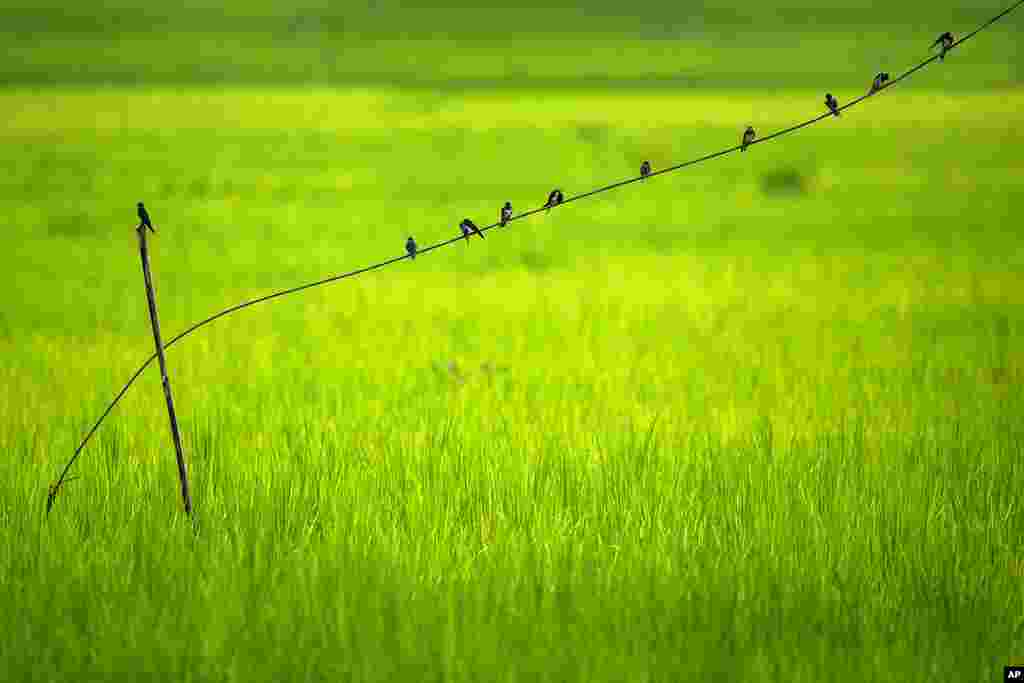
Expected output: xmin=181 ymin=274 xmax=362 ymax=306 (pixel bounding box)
xmin=2 ymin=3 xmax=1024 ymax=679
xmin=1 ymin=0 xmax=1021 ymax=88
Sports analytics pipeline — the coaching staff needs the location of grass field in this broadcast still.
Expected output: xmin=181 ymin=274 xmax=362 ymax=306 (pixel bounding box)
xmin=2 ymin=1 xmax=1024 ymax=681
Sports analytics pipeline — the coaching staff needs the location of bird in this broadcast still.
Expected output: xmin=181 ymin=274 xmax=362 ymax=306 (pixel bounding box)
xmin=544 ymin=189 xmax=563 ymax=213
xmin=825 ymin=93 xmax=840 ymax=117
xmin=137 ymin=202 xmax=155 ymax=233
xmin=640 ymin=160 xmax=651 ymax=178
xmin=460 ymin=218 xmax=484 ymax=241
xmin=406 ymin=236 xmax=417 ymax=260
xmin=500 ymin=201 xmax=513 ymax=227
xmin=741 ymin=126 xmax=756 ymax=152
xmin=869 ymin=72 xmax=890 ymax=95
xmin=932 ymin=31 xmax=954 ymax=60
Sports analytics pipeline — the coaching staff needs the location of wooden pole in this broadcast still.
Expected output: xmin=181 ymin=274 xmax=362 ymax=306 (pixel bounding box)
xmin=137 ymin=226 xmax=193 ymax=516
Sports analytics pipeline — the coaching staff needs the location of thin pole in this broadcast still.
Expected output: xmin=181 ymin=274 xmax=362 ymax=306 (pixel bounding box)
xmin=137 ymin=226 xmax=193 ymax=516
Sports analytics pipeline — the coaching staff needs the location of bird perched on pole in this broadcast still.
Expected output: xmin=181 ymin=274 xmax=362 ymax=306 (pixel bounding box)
xmin=741 ymin=126 xmax=756 ymax=152
xmin=640 ymin=160 xmax=651 ymax=178
xmin=406 ymin=236 xmax=417 ymax=260
xmin=544 ymin=189 xmax=564 ymax=213
xmin=932 ymin=31 xmax=954 ymax=60
xmin=825 ymin=93 xmax=840 ymax=117
xmin=137 ymin=202 xmax=155 ymax=233
xmin=869 ymin=72 xmax=890 ymax=95
xmin=460 ymin=218 xmax=484 ymax=242
xmin=500 ymin=201 xmax=513 ymax=227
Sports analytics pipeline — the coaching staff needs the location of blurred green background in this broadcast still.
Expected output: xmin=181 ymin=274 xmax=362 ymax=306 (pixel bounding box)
xmin=1 ymin=1 xmax=1022 ymax=681
xmin=1 ymin=0 xmax=1021 ymax=88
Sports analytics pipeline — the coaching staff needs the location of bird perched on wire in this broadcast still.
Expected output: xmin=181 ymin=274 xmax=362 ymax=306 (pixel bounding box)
xmin=932 ymin=31 xmax=954 ymax=60
xmin=406 ymin=236 xmax=417 ymax=260
xmin=640 ymin=160 xmax=651 ymax=178
xmin=460 ymin=218 xmax=485 ymax=242
xmin=137 ymin=202 xmax=155 ymax=233
xmin=741 ymin=126 xmax=756 ymax=152
xmin=869 ymin=72 xmax=890 ymax=95
xmin=825 ymin=93 xmax=840 ymax=117
xmin=500 ymin=201 xmax=513 ymax=227
xmin=544 ymin=189 xmax=564 ymax=213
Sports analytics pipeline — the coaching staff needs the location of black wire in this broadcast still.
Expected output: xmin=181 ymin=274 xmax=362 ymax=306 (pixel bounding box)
xmin=46 ymin=0 xmax=1024 ymax=513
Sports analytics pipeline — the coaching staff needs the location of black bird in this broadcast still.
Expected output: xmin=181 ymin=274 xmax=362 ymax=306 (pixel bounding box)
xmin=460 ymin=218 xmax=484 ymax=242
xmin=500 ymin=201 xmax=513 ymax=227
xmin=825 ymin=93 xmax=840 ymax=117
xmin=544 ymin=189 xmax=563 ymax=213
xmin=869 ymin=72 xmax=890 ymax=95
xmin=640 ymin=160 xmax=651 ymax=178
xmin=932 ymin=31 xmax=954 ymax=60
xmin=741 ymin=126 xmax=756 ymax=152
xmin=406 ymin=236 xmax=417 ymax=260
xmin=137 ymin=202 xmax=155 ymax=233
